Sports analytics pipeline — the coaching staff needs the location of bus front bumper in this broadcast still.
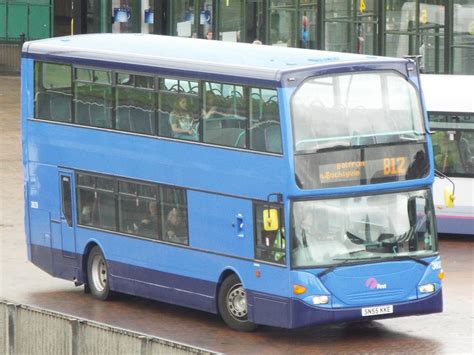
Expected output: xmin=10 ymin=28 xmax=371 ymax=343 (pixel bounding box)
xmin=289 ymin=289 xmax=443 ymax=328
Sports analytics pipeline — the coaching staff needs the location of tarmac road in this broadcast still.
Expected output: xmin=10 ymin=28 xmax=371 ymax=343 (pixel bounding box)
xmin=1 ymin=75 xmax=473 ymax=354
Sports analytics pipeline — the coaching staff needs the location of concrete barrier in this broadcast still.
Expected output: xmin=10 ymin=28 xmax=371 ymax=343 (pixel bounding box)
xmin=0 ymin=300 xmax=219 ymax=355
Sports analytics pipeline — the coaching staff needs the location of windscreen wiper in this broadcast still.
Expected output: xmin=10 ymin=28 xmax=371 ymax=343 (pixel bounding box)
xmin=302 ymin=229 xmax=308 ymax=248
xmin=391 ymin=255 xmax=430 ymax=266
xmin=346 ymin=231 xmax=365 ymax=245
xmin=348 ymin=248 xmax=369 ymax=256
xmin=317 ymin=259 xmax=351 ymax=278
xmin=317 ymin=256 xmax=382 ymax=278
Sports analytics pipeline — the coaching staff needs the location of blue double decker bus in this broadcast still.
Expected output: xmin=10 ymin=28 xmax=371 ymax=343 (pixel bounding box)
xmin=21 ymin=34 xmax=444 ymax=331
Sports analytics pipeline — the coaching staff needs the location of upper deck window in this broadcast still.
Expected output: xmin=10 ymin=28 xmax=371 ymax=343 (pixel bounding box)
xmin=159 ymin=78 xmax=200 ymax=141
xmin=292 ymin=71 xmax=429 ymax=189
xmin=74 ymin=68 xmax=113 ymax=128
xmin=250 ymin=88 xmax=282 ymax=154
xmin=202 ymin=82 xmax=247 ymax=147
xmin=33 ymin=61 xmax=283 ymax=155
xmin=292 ymin=71 xmax=425 ymax=154
xmin=34 ymin=62 xmax=72 ymax=122
xmin=116 ymin=72 xmax=156 ymax=134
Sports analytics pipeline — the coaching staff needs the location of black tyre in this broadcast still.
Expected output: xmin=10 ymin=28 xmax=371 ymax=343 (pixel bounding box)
xmin=218 ymin=274 xmax=257 ymax=332
xmin=86 ymin=246 xmax=113 ymax=300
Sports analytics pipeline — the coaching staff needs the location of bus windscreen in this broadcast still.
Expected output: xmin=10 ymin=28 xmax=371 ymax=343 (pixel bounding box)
xmin=292 ymin=70 xmax=425 ymax=154
xmin=291 ymin=189 xmax=437 ymax=268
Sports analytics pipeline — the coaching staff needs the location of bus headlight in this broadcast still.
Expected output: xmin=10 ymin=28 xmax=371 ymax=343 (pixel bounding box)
xmin=312 ymin=295 xmax=329 ymax=305
xmin=418 ymin=283 xmax=435 ymax=293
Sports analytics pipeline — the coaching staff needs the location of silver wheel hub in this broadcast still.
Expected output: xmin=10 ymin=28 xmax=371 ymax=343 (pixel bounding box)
xmin=227 ymin=284 xmax=247 ymax=320
xmin=91 ymin=254 xmax=107 ymax=292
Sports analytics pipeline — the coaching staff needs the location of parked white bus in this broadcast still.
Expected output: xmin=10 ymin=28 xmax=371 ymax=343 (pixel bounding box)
xmin=422 ymin=74 xmax=474 ymax=235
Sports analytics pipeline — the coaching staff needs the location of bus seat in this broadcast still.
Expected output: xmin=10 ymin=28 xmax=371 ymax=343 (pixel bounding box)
xmin=205 ymin=127 xmax=245 ymax=147
xmin=263 ymin=101 xmax=279 ymax=121
xmin=75 ymin=100 xmax=92 ymax=126
xmin=98 ymin=195 xmax=116 ymax=230
xmin=50 ymin=92 xmax=72 ymax=123
xmin=90 ymin=103 xmax=112 ymax=128
xmin=35 ymin=91 xmax=52 ymax=119
xmin=251 ymin=99 xmax=264 ymax=121
xmin=116 ymin=106 xmax=131 ymax=131
xmin=250 ymin=125 xmax=265 ymax=151
xmin=235 ymin=130 xmax=246 ymax=148
xmin=265 ymin=125 xmax=282 ymax=153
xmin=221 ymin=116 xmax=244 ymax=129
xmin=159 ymin=110 xmax=172 ymax=137
xmin=130 ymin=107 xmax=155 ymax=134
xmin=203 ymin=118 xmax=222 ymax=130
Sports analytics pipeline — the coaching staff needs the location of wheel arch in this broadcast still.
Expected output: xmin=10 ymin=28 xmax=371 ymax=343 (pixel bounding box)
xmin=215 ymin=267 xmax=258 ymax=331
xmin=80 ymin=240 xmax=101 ymax=285
xmin=215 ymin=267 xmax=242 ymax=315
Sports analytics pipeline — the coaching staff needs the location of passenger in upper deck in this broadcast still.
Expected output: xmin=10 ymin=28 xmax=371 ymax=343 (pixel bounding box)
xmin=169 ymin=97 xmax=199 ymax=140
xmin=202 ymin=91 xmax=233 ymax=121
xmin=202 ymin=91 xmax=220 ymax=120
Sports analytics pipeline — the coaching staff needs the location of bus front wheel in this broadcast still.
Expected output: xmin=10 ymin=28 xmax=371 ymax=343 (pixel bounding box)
xmin=218 ymin=274 xmax=257 ymax=332
xmin=87 ymin=246 xmax=113 ymax=301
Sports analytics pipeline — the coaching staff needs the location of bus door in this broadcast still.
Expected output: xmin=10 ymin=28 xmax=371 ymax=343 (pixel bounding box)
xmin=59 ymin=171 xmax=77 ymax=260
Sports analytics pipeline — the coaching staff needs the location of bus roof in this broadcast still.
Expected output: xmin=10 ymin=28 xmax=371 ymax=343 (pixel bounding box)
xmin=23 ymin=33 xmax=404 ymax=83
xmin=421 ymin=74 xmax=474 ymax=114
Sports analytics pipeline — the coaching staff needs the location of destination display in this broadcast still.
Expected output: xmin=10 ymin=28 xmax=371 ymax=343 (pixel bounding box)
xmin=295 ymin=143 xmax=429 ymax=189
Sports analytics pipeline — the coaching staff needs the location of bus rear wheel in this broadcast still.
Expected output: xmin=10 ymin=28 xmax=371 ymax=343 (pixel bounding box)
xmin=87 ymin=246 xmax=113 ymax=301
xmin=218 ymin=274 xmax=257 ymax=332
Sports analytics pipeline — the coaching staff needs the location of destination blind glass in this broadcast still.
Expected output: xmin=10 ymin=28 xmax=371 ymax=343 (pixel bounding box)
xmin=295 ymin=142 xmax=429 ymax=189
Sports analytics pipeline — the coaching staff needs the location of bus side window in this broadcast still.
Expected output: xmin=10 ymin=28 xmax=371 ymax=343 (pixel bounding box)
xmin=161 ymin=187 xmax=189 ymax=245
xmin=118 ymin=181 xmax=160 ymax=239
xmin=202 ymin=82 xmax=247 ymax=148
xmin=76 ymin=174 xmax=116 ymax=231
xmin=254 ymin=203 xmax=285 ymax=264
xmin=159 ymin=78 xmax=200 ymax=141
xmin=34 ymin=62 xmax=72 ymax=123
xmin=116 ymin=73 xmax=156 ymax=135
xmin=74 ymin=68 xmax=113 ymax=129
xmin=249 ymin=88 xmax=282 ymax=154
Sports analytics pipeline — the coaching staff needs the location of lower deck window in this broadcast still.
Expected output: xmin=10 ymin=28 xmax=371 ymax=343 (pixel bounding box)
xmin=76 ymin=172 xmax=189 ymax=245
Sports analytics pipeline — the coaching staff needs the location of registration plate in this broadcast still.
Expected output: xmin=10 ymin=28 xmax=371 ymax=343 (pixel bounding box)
xmin=361 ymin=305 xmax=393 ymax=317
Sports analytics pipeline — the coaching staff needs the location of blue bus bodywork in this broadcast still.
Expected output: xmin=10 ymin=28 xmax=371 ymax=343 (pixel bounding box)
xmin=22 ymin=34 xmax=442 ymax=329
